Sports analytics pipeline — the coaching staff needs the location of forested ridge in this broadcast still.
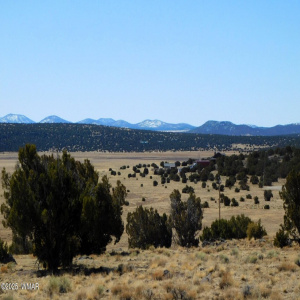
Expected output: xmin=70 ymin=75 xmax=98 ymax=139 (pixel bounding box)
xmin=1 ymin=123 xmax=300 ymax=152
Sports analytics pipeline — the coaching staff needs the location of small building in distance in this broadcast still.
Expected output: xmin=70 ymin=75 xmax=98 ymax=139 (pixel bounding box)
xmin=164 ymin=162 xmax=176 ymax=169
xmin=196 ymin=160 xmax=211 ymax=168
xmin=190 ymin=158 xmax=216 ymax=170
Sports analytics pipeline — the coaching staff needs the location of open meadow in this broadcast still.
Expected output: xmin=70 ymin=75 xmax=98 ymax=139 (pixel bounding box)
xmin=0 ymin=151 xmax=299 ymax=300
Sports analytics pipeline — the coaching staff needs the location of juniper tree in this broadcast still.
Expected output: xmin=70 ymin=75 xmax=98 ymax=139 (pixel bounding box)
xmin=264 ymin=190 xmax=273 ymax=201
xmin=169 ymin=190 xmax=203 ymax=247
xmin=1 ymin=144 xmax=125 ymax=273
xmin=278 ymin=170 xmax=300 ymax=243
xmin=126 ymin=206 xmax=172 ymax=249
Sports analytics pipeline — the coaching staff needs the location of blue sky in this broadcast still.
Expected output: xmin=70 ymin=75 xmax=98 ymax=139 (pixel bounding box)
xmin=1 ymin=1 xmax=299 ymax=126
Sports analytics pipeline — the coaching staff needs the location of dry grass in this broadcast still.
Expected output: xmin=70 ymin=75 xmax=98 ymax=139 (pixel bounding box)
xmin=219 ymin=270 xmax=234 ymax=289
xmin=277 ymin=262 xmax=297 ymax=272
xmin=1 ymin=238 xmax=297 ymax=299
xmin=0 ymin=151 xmax=299 ymax=299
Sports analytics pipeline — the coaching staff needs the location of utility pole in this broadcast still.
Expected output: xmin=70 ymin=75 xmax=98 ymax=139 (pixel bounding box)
xmin=218 ymin=177 xmax=221 ymax=221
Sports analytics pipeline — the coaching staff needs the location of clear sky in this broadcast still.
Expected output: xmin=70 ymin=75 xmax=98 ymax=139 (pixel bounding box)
xmin=1 ymin=1 xmax=299 ymax=127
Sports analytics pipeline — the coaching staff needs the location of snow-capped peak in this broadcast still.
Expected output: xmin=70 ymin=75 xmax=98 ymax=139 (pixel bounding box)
xmin=39 ymin=115 xmax=71 ymax=123
xmin=137 ymin=119 xmax=165 ymax=128
xmin=0 ymin=114 xmax=35 ymax=123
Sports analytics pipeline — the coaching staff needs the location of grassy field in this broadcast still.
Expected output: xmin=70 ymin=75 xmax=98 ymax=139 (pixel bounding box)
xmin=0 ymin=151 xmax=298 ymax=300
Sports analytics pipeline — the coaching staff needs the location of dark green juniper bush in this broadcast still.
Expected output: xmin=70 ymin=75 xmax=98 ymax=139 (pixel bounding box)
xmin=1 ymin=144 xmax=126 ymax=273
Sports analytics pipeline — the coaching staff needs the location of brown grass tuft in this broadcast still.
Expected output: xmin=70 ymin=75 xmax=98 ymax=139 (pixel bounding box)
xmin=219 ymin=270 xmax=234 ymax=289
xmin=119 ymin=287 xmax=134 ymax=300
xmin=150 ymin=257 xmax=167 ymax=268
xmin=1 ymin=265 xmax=8 ymax=273
xmin=277 ymin=262 xmax=297 ymax=272
xmin=152 ymin=269 xmax=164 ymax=281
xmin=269 ymin=291 xmax=283 ymax=300
xmin=259 ymin=283 xmax=272 ymax=298
xmin=76 ymin=291 xmax=87 ymax=300
xmin=111 ymin=284 xmax=122 ymax=295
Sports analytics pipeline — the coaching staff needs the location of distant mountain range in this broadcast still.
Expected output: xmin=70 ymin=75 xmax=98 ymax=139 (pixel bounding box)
xmin=1 ymin=114 xmax=300 ymax=136
xmin=190 ymin=121 xmax=300 ymax=136
xmin=0 ymin=114 xmax=195 ymax=132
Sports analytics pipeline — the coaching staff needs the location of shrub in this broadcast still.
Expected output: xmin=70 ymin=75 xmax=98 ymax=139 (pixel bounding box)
xmin=254 ymin=196 xmax=259 ymax=204
xmin=247 ymin=220 xmax=267 ymax=240
xmin=240 ymin=183 xmax=250 ymax=191
xmin=230 ymin=215 xmax=253 ymax=239
xmin=240 ymin=197 xmax=245 ymax=202
xmin=235 ymin=187 xmax=240 ymax=193
xmin=264 ymin=204 xmax=270 ymax=209
xmin=279 ymin=170 xmax=300 ymax=244
xmin=202 ymin=182 xmax=207 ymax=188
xmin=231 ymin=198 xmax=239 ymax=206
xmin=9 ymin=234 xmax=32 ymax=254
xmin=208 ymin=173 xmax=214 ymax=181
xmin=223 ymin=196 xmax=230 ymax=206
xmin=182 ymin=185 xmax=194 ymax=194
xmin=264 ymin=190 xmax=273 ymax=201
xmin=153 ymin=180 xmax=158 ymax=186
xmin=1 ymin=145 xmax=126 ymax=273
xmin=200 ymin=219 xmax=231 ymax=241
xmin=266 ymin=250 xmax=278 ymax=258
xmin=200 ymin=214 xmax=253 ymax=241
xmin=219 ymin=254 xmax=229 ymax=264
xmin=170 ymin=190 xmax=203 ymax=247
xmin=250 ymin=175 xmax=259 ymax=184
xmin=274 ymin=227 xmax=290 ymax=248
xmin=142 ymin=197 xmax=146 ymax=202
xmin=126 ymin=206 xmax=172 ymax=249
xmin=48 ymin=276 xmax=71 ymax=295
xmin=175 ymin=161 xmax=181 ymax=167
xmin=225 ymin=176 xmax=236 ymax=188
xmin=0 ymin=239 xmax=10 ymax=263
xmin=245 ymin=255 xmax=258 ymax=264
xmin=230 ymin=248 xmax=239 ymax=257
xmin=246 ymin=194 xmax=252 ymax=199
xmin=196 ymin=252 xmax=207 ymax=261
xmin=242 ymin=285 xmax=253 ymax=298
xmin=294 ymin=255 xmax=300 ymax=267
xmin=201 ymin=201 xmax=209 ymax=208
